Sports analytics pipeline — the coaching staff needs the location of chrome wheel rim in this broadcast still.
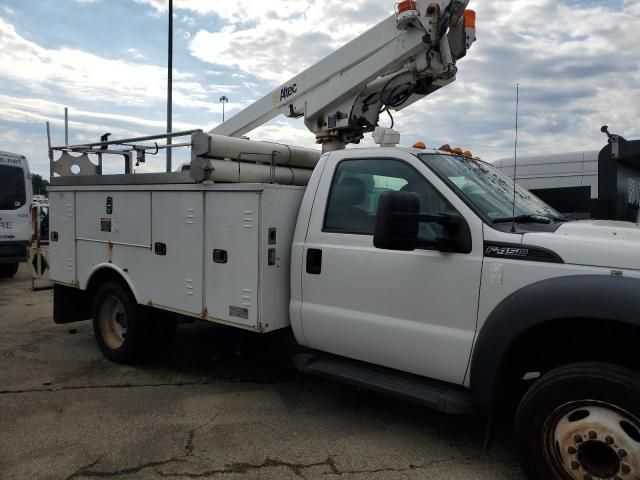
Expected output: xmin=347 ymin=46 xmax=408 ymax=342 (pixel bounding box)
xmin=544 ymin=400 xmax=640 ymax=480
xmin=98 ymin=295 xmax=127 ymax=350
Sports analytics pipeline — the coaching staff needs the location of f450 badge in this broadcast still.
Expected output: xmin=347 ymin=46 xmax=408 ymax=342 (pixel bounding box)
xmin=485 ymin=246 xmax=529 ymax=257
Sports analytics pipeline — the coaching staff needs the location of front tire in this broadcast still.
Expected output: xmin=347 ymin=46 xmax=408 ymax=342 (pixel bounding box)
xmin=514 ymin=362 xmax=640 ymax=480
xmin=92 ymin=281 xmax=147 ymax=364
xmin=0 ymin=263 xmax=19 ymax=278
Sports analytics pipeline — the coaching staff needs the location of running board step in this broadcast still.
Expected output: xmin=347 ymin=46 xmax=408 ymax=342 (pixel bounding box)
xmin=293 ymin=353 xmax=474 ymax=415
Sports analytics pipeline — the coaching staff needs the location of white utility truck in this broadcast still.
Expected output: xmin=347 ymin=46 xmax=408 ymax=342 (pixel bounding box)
xmin=48 ymin=2 xmax=640 ymax=479
xmin=0 ymin=150 xmax=32 ymax=278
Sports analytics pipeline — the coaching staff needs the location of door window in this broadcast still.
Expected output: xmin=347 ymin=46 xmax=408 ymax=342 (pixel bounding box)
xmin=324 ymin=158 xmax=456 ymax=242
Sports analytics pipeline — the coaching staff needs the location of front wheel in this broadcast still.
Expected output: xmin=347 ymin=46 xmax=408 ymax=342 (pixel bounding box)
xmin=515 ymin=362 xmax=640 ymax=480
xmin=0 ymin=263 xmax=19 ymax=278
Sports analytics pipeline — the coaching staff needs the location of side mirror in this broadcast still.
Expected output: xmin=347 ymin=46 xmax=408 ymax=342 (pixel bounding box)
xmin=374 ymin=191 xmax=473 ymax=253
xmin=374 ymin=191 xmax=420 ymax=251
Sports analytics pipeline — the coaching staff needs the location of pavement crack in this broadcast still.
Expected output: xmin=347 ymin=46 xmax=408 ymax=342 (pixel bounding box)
xmin=65 ymin=458 xmax=101 ymax=480
xmin=156 ymin=455 xmax=468 ymax=478
xmin=184 ymin=415 xmax=219 ymax=456
xmin=0 ymin=378 xmax=293 ymax=395
xmin=66 ymin=458 xmax=187 ymax=479
xmin=0 ymin=382 xmax=216 ymax=395
xmin=158 ymin=456 xmax=338 ymax=478
xmin=336 ymin=455 xmax=469 ymax=475
xmin=227 ymin=457 xmax=335 ymax=478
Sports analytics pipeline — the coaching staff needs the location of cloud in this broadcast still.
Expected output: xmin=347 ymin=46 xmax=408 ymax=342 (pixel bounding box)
xmin=126 ymin=47 xmax=147 ymax=60
xmin=134 ymin=0 xmax=309 ymax=19
xmin=0 ymin=95 xmax=201 ymax=132
xmin=190 ymin=25 xmax=335 ymax=84
xmin=1 ymin=0 xmax=639 ymax=180
xmin=187 ymin=0 xmax=391 ymax=84
xmin=184 ymin=0 xmax=639 ymax=160
xmin=0 ymin=17 xmax=218 ymax=112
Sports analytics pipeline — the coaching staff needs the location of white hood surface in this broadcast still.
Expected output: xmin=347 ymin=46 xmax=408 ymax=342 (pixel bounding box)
xmin=523 ymin=220 xmax=640 ymax=271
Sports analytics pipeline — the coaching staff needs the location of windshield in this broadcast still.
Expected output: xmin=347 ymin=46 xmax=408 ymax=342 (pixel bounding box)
xmin=0 ymin=165 xmax=27 ymax=210
xmin=420 ymin=154 xmax=562 ymax=222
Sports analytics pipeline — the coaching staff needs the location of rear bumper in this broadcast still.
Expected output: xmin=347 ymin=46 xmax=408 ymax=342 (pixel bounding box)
xmin=0 ymin=242 xmax=28 ymax=263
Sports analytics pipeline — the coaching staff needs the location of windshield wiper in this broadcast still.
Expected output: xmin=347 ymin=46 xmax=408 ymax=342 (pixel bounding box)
xmin=492 ymin=214 xmax=554 ymax=224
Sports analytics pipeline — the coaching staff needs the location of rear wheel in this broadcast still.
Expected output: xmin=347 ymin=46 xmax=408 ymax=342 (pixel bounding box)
xmin=0 ymin=263 xmax=19 ymax=278
xmin=515 ymin=362 xmax=640 ymax=480
xmin=92 ymin=281 xmax=147 ymax=364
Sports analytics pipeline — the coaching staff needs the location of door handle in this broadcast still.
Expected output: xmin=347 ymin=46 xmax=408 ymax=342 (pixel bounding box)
xmin=306 ymin=248 xmax=322 ymax=275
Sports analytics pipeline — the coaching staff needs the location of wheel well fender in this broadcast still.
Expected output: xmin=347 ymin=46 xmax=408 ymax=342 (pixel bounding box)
xmin=469 ymin=274 xmax=640 ymax=414
xmin=54 ymin=266 xmax=139 ymax=324
xmin=85 ymin=264 xmax=140 ymax=305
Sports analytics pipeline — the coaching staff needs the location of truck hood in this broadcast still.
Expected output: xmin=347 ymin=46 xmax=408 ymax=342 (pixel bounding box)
xmin=523 ymin=220 xmax=640 ymax=271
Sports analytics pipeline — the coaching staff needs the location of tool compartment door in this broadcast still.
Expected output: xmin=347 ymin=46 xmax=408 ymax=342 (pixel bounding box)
xmin=149 ymin=192 xmax=203 ymax=315
xmin=49 ymin=191 xmax=76 ymax=285
xmin=205 ymin=191 xmax=260 ymax=329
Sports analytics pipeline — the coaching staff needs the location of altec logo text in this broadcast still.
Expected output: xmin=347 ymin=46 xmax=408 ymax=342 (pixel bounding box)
xmin=279 ymin=84 xmax=297 ymax=102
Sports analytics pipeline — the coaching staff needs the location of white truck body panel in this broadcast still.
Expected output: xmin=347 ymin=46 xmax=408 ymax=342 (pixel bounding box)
xmin=48 ymin=183 xmax=305 ymax=332
xmin=475 ymin=220 xmax=640 ymax=341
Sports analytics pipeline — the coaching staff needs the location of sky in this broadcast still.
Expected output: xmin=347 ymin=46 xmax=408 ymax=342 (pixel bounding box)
xmin=0 ymin=0 xmax=639 ymax=178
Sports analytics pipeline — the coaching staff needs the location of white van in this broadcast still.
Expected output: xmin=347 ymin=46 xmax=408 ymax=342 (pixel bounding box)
xmin=0 ymin=151 xmax=32 ymax=278
xmin=493 ymin=135 xmax=640 ymax=221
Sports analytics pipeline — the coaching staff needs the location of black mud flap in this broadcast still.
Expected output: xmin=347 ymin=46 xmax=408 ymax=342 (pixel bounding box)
xmin=53 ymin=284 xmax=91 ymax=324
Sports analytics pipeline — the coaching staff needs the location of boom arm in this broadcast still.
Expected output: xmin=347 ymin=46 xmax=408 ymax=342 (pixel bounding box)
xmin=211 ymin=0 xmax=476 ymax=151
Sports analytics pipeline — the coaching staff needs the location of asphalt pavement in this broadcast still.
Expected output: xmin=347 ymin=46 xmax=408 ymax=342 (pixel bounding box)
xmin=0 ymin=266 xmax=524 ymax=479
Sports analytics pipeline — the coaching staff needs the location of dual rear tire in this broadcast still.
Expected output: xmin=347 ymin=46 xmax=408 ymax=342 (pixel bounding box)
xmin=92 ymin=281 xmax=177 ymax=364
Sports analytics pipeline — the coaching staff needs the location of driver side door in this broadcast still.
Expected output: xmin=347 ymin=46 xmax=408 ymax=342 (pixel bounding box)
xmin=300 ymin=155 xmax=484 ymax=385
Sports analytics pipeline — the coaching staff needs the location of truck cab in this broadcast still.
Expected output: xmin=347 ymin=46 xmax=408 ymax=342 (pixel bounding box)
xmin=0 ymin=151 xmax=32 ymax=278
xmin=292 ymin=145 xmax=640 ymax=403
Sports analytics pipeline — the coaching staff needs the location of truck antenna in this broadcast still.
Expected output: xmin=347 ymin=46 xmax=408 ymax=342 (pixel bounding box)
xmin=511 ymin=84 xmax=520 ymax=234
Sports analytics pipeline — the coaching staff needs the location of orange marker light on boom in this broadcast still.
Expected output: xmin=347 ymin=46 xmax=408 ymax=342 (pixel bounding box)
xmin=463 ymin=10 xmax=476 ymax=29
xmin=397 ymin=0 xmax=418 ymax=14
